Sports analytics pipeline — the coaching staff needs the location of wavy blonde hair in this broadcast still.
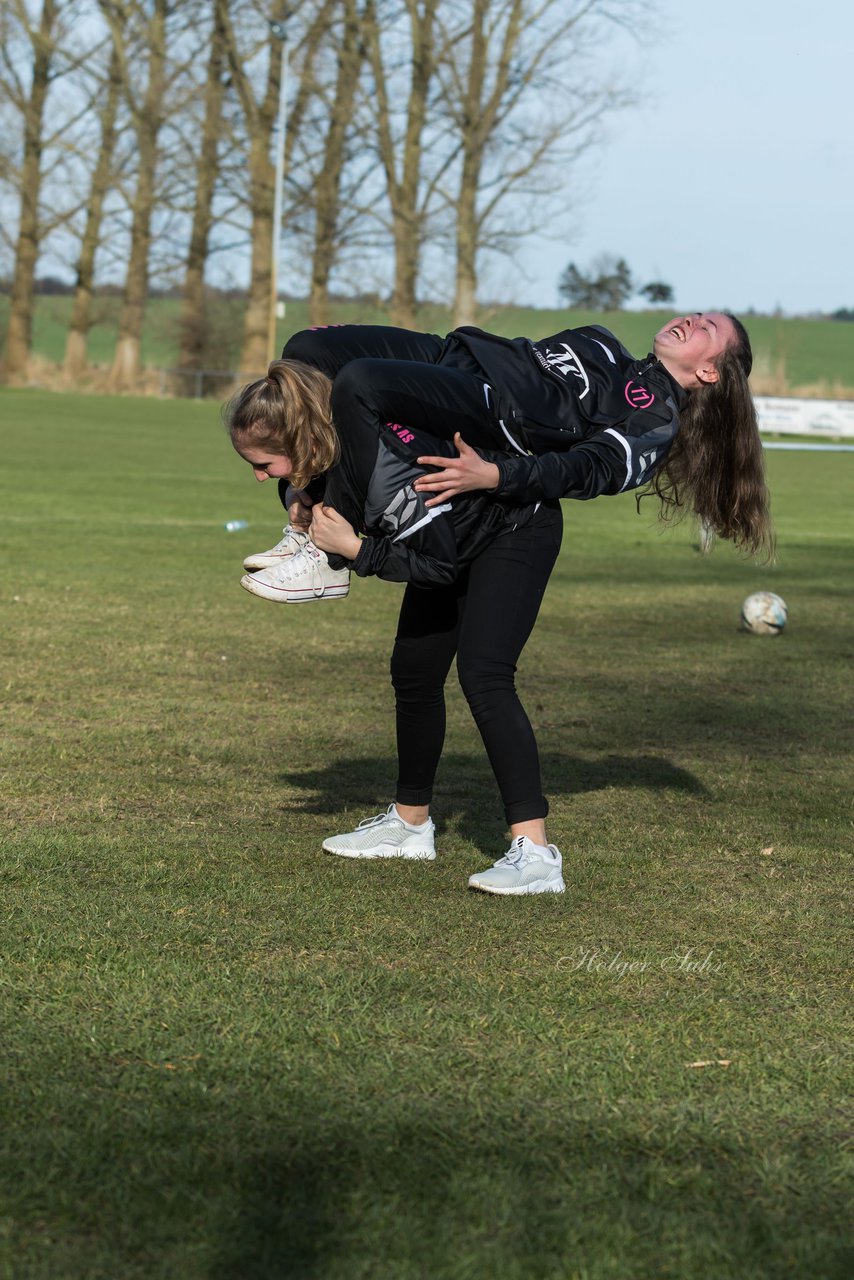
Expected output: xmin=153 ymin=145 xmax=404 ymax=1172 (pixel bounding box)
xmin=223 ymin=359 xmax=339 ymax=488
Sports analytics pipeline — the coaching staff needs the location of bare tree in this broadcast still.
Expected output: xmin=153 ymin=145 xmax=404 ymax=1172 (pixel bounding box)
xmin=1 ymin=0 xmax=59 ymax=380
xmin=222 ymin=1 xmax=288 ymax=373
xmin=0 ymin=0 xmax=652 ymax=387
xmin=98 ymin=0 xmax=170 ymax=390
xmin=62 ymin=38 xmax=123 ymax=378
xmin=362 ymin=0 xmax=442 ymax=327
xmin=307 ymin=0 xmax=367 ymax=325
xmin=436 ymin=0 xmax=640 ymax=327
xmin=223 ymin=0 xmax=342 ymax=371
xmin=177 ymin=0 xmax=229 ymax=370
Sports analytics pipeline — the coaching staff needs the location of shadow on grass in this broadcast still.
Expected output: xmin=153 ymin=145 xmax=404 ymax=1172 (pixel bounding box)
xmin=205 ymin=1104 xmax=850 ymax=1280
xmin=278 ymin=751 xmax=705 ymax=812
xmin=277 ymin=751 xmax=706 ymax=849
xmin=8 ymin=1076 xmax=848 ymax=1278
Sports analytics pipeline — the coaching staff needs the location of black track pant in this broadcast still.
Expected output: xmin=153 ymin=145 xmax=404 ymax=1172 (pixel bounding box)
xmin=283 ymin=324 xmax=445 ymax=377
xmin=281 ymin=325 xmax=563 ymax=825
xmin=393 ymin=502 xmax=561 ymax=824
xmin=285 ymin=326 xmax=502 ymax=486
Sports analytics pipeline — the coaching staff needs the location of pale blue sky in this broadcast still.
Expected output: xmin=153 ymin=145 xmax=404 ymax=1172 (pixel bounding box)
xmin=510 ymin=0 xmax=853 ymax=316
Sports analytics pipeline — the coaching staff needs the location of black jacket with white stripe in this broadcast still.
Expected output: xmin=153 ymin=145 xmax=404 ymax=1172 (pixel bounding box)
xmin=332 ymin=422 xmax=536 ymax=589
xmin=446 ymin=325 xmax=687 ymax=504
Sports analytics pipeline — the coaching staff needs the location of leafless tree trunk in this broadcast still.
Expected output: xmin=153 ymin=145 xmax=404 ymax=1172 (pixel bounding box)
xmin=364 ymin=0 xmax=440 ymax=327
xmin=222 ymin=2 xmax=312 ymax=371
xmin=223 ymin=8 xmax=283 ymax=373
xmin=178 ymin=0 xmax=228 ymax=370
xmin=2 ymin=0 xmax=58 ymax=381
xmin=448 ymin=0 xmax=520 ymax=327
xmin=63 ymin=40 xmax=122 ymax=379
xmin=440 ymin=0 xmax=640 ymax=328
xmin=101 ymin=0 xmax=168 ymax=390
xmin=224 ymin=1 xmax=338 ymax=371
xmin=308 ymin=0 xmax=366 ymax=325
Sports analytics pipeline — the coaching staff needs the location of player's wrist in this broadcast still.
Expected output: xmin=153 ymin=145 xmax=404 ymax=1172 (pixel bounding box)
xmin=484 ymin=462 xmax=501 ymax=491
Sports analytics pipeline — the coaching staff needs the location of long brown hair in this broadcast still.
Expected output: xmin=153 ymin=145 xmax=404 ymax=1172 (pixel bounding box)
xmin=223 ymin=359 xmax=339 ymax=489
xmin=644 ymin=314 xmax=775 ymax=559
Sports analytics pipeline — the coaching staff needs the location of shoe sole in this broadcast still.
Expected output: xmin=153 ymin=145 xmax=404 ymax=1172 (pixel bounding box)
xmin=467 ymin=875 xmax=565 ymax=896
xmin=243 ymin=553 xmax=297 ymax=570
xmin=323 ymin=841 xmax=436 ymax=860
xmin=240 ymin=573 xmax=349 ymax=602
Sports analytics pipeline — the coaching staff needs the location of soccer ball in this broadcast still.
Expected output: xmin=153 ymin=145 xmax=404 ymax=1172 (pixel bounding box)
xmin=740 ymin=592 xmax=788 ymax=636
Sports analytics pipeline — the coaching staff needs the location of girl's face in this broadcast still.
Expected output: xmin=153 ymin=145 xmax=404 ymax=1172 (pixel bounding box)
xmin=235 ymin=443 xmax=293 ymax=483
xmin=653 ymin=312 xmax=736 ymax=387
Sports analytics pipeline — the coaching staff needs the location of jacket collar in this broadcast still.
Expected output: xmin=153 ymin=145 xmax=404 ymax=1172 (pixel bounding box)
xmin=636 ymin=353 xmax=688 ymax=406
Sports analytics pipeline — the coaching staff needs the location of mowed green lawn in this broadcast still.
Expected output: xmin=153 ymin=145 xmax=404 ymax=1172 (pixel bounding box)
xmin=0 ymin=390 xmax=851 ymax=1279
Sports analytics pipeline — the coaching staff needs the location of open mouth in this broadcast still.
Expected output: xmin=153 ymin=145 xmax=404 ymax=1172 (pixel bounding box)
xmin=669 ymin=324 xmax=686 ymax=342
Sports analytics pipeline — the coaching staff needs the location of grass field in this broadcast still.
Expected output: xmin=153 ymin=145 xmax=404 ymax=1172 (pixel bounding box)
xmin=2 ymin=294 xmax=853 ymax=396
xmin=1 ymin=389 xmax=852 ymax=1279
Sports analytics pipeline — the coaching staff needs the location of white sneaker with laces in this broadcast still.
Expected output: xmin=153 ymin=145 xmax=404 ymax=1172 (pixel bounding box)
xmin=243 ymin=525 xmax=310 ymax=571
xmin=240 ymin=544 xmax=350 ymax=602
xmin=468 ymin=835 xmax=565 ymax=896
xmin=323 ymin=805 xmax=436 ymax=860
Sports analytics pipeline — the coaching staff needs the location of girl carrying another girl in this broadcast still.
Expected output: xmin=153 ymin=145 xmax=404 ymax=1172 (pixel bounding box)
xmin=225 ymin=313 xmax=772 ymax=894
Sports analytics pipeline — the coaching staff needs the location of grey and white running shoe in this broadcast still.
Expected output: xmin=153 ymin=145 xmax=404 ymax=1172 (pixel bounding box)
xmin=323 ymin=806 xmax=436 ymax=860
xmin=468 ymin=836 xmax=564 ymax=895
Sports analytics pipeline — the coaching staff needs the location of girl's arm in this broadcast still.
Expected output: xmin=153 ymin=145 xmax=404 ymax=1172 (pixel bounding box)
xmin=351 ymin=520 xmax=460 ymax=587
xmin=346 ymin=433 xmax=471 ymax=587
xmin=310 ymin=494 xmax=463 ymax=589
xmin=415 ymin=403 xmax=681 ymax=505
xmin=309 ymin=505 xmax=361 ymax=559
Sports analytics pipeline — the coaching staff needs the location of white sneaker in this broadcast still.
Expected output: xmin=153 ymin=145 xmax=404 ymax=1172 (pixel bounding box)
xmin=243 ymin=525 xmax=310 ymax=570
xmin=468 ymin=836 xmax=565 ymax=896
xmin=240 ymin=544 xmax=350 ymax=602
xmin=323 ymin=805 xmax=436 ymax=860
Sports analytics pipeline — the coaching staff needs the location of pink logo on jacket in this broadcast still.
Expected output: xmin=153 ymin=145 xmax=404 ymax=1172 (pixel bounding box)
xmin=624 ymin=381 xmax=655 ymax=410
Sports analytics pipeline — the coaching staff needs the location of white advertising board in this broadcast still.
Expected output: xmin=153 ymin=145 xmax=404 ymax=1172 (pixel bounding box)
xmin=755 ymin=396 xmax=854 ymax=438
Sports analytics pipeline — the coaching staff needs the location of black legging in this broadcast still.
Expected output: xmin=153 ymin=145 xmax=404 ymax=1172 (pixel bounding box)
xmin=392 ymin=503 xmax=561 ymax=824
xmin=281 ymin=325 xmax=563 ymax=825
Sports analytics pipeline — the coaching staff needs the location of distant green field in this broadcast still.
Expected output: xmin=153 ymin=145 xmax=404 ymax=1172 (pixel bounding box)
xmin=1 ymin=388 xmax=851 ymax=1278
xmin=1 ymin=294 xmax=853 ymax=394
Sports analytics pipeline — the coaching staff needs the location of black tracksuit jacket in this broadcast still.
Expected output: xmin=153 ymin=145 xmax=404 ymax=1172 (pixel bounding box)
xmin=327 ymin=418 xmax=535 ymax=589
xmin=448 ymin=324 xmax=687 ymax=503
xmin=289 ymin=323 xmax=687 ymax=589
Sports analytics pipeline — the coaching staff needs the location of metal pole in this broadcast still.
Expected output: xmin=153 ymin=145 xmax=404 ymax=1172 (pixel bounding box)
xmin=268 ymin=21 xmax=289 ymax=364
